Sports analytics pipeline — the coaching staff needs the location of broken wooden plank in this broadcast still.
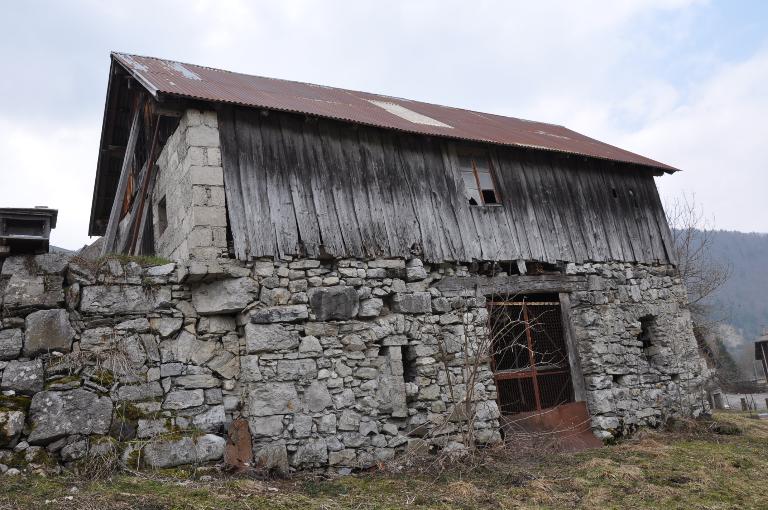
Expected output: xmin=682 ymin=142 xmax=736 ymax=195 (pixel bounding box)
xmin=102 ymin=104 xmax=141 ymax=256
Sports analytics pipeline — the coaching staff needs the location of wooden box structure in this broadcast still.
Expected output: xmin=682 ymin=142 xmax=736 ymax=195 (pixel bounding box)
xmin=0 ymin=207 xmax=58 ymax=256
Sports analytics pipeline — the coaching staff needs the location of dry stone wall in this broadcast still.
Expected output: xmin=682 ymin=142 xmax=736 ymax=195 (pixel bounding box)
xmin=0 ymin=251 xmax=707 ymax=475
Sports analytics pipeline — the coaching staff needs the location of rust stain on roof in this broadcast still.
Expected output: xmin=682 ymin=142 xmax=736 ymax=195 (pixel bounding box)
xmin=112 ymin=52 xmax=677 ymax=173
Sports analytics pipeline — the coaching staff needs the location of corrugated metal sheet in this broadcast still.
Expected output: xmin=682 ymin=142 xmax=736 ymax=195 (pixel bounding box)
xmin=112 ymin=52 xmax=678 ymax=173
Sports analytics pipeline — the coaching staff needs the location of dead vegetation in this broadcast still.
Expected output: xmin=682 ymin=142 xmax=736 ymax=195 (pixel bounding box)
xmin=1 ymin=411 xmax=767 ymax=509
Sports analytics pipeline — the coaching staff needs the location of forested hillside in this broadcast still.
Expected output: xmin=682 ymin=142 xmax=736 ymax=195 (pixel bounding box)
xmin=702 ymin=230 xmax=768 ymax=371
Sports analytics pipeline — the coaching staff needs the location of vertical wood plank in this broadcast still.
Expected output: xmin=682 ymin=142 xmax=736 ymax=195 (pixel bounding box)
xmin=260 ymin=113 xmax=300 ymax=257
xmin=278 ymin=115 xmax=323 ymax=257
xmin=102 ymin=106 xmax=141 ymax=256
xmin=317 ymin=120 xmax=365 ymax=258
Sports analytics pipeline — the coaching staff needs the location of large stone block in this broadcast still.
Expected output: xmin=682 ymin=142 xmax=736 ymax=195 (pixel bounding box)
xmin=291 ymin=438 xmax=327 ymax=466
xmin=159 ymin=331 xmax=219 ymax=365
xmin=245 ymin=324 xmax=300 ymax=353
xmin=250 ymin=304 xmax=308 ymax=323
xmin=253 ymin=441 xmax=289 ymax=475
xmin=276 ymin=359 xmax=317 ymax=381
xmin=191 ymin=405 xmax=226 ymax=432
xmin=115 ymin=382 xmax=164 ymax=402
xmin=0 ymin=329 xmax=23 ymax=360
xmin=191 ymin=277 xmax=258 ymax=315
xmin=150 ymin=317 xmax=184 ymax=338
xmin=247 ymin=382 xmax=299 ymax=416
xmin=1 ymin=253 xmax=70 ymax=277
xmin=304 ymin=381 xmax=332 ymax=412
xmin=27 ymin=389 xmax=113 ymax=444
xmin=23 ymin=308 xmax=74 ymax=357
xmin=249 ymin=415 xmax=285 ymax=437
xmin=0 ymin=409 xmax=25 ymax=447
xmin=80 ymin=285 xmax=173 ymax=314
xmin=175 ymin=374 xmax=220 ymax=389
xmin=163 ymin=389 xmax=205 ymax=410
xmin=308 ymin=286 xmax=359 ymax=321
xmin=1 ymin=359 xmax=44 ymax=395
xmin=392 ymin=292 xmax=432 ymax=314
xmin=2 ymin=274 xmax=64 ymax=309
xmin=186 ymin=124 xmax=221 ymax=147
xmin=142 ymin=433 xmax=225 ymax=468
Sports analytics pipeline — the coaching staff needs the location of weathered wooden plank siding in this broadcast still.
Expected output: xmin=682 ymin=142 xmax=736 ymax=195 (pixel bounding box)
xmin=219 ymin=107 xmax=674 ymax=264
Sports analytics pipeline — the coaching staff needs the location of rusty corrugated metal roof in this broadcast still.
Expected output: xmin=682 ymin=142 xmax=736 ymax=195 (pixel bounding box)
xmin=112 ymin=52 xmax=678 ymax=173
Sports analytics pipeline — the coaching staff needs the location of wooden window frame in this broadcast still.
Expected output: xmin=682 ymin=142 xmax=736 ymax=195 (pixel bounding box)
xmin=458 ymin=151 xmax=501 ymax=206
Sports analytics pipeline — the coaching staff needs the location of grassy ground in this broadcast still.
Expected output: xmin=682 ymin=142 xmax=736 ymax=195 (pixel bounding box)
xmin=2 ymin=411 xmax=767 ymax=510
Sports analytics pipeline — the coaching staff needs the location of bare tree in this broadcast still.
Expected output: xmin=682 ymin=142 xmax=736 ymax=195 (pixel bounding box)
xmin=665 ymin=194 xmax=730 ymax=320
xmin=665 ymin=194 xmax=741 ymax=389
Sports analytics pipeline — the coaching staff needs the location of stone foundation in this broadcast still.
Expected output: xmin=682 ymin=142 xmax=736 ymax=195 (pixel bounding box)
xmin=0 ymin=252 xmax=707 ymax=473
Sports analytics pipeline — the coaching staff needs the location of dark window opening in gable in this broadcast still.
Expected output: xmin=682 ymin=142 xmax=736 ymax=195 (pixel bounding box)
xmin=459 ymin=153 xmax=500 ymax=206
xmin=157 ymin=196 xmax=168 ymax=236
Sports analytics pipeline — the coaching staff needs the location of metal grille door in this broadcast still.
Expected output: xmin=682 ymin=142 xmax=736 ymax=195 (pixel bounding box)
xmin=489 ymin=294 xmax=574 ymax=415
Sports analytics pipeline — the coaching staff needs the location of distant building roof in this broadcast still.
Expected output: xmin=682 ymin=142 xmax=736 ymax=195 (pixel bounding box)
xmin=112 ymin=52 xmax=678 ymax=174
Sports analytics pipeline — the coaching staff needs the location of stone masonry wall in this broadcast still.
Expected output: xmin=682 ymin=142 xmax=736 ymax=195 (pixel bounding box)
xmin=153 ymin=110 xmax=228 ymax=262
xmin=0 ymin=253 xmax=503 ymax=474
xmin=565 ymin=262 xmax=709 ymax=438
xmin=0 ymin=251 xmax=707 ymax=475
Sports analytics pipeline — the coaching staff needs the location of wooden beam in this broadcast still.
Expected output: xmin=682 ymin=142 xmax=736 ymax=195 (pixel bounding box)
xmin=559 ymin=292 xmax=588 ymax=402
xmin=101 ymin=104 xmax=141 ymax=256
xmin=133 ymin=170 xmax=158 ymax=255
xmin=116 ymin=161 xmax=148 ymax=254
xmin=433 ymin=274 xmax=588 ymax=296
xmin=128 ymin=116 xmax=161 ymax=254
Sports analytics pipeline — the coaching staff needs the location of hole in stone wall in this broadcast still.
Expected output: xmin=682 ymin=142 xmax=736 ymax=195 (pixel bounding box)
xmin=157 ymin=195 xmax=168 ymax=236
xmin=402 ymin=346 xmax=417 ymax=383
xmin=638 ymin=314 xmax=656 ymax=351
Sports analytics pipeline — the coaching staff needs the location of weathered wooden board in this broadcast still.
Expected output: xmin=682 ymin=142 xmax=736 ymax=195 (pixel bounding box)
xmin=218 ymin=108 xmax=674 ymax=265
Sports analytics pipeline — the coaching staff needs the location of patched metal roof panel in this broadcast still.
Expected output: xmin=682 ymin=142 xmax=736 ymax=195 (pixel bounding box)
xmin=113 ymin=52 xmax=677 ymax=173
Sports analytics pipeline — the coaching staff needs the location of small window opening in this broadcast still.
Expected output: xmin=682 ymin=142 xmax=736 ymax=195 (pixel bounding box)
xmin=459 ymin=153 xmax=500 ymax=206
xmin=402 ymin=346 xmax=417 ymax=383
xmin=157 ymin=196 xmax=168 ymax=235
xmin=638 ymin=315 xmax=656 ymax=350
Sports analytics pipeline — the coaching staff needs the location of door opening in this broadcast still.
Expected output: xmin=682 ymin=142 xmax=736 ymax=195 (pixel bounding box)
xmin=488 ymin=293 xmax=574 ymax=415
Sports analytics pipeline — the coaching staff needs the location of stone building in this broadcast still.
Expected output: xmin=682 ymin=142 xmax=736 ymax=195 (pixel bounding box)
xmin=0 ymin=53 xmax=708 ymax=473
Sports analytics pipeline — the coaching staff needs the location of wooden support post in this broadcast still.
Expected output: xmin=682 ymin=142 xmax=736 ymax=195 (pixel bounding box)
xmin=128 ymin=116 xmax=161 ymax=254
xmin=559 ymin=292 xmax=588 ymax=402
xmin=133 ymin=169 xmax=158 ymax=255
xmin=102 ymin=105 xmax=141 ymax=256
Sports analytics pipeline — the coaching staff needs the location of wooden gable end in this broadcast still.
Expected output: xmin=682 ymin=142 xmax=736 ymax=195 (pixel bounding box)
xmin=219 ymin=106 xmax=674 ymax=265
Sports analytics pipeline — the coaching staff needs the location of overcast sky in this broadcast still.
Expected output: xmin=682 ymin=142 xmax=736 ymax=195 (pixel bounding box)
xmin=1 ymin=0 xmax=766 ymax=250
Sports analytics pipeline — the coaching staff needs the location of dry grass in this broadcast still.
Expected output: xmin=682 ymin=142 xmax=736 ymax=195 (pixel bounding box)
xmin=1 ymin=411 xmax=767 ymax=509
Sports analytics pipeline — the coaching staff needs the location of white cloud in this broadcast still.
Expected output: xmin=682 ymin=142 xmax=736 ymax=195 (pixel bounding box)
xmin=621 ymin=49 xmax=768 ymax=233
